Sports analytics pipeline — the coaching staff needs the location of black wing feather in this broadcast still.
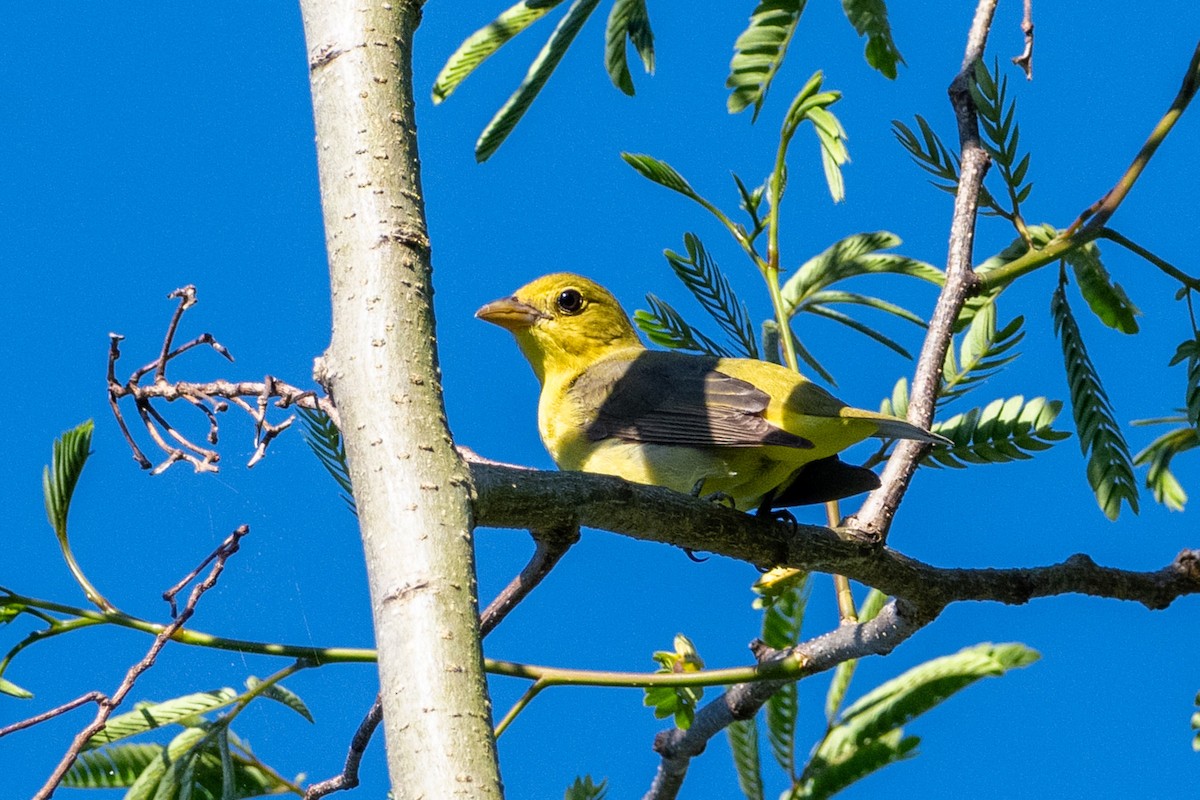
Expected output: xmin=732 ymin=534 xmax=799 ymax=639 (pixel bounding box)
xmin=573 ymin=351 xmax=813 ymax=450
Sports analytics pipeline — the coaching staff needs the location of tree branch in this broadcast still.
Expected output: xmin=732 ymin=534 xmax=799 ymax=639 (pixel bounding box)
xmin=303 ymin=697 xmax=383 ymax=800
xmin=471 ymin=463 xmax=1200 ymax=610
xmin=643 ymin=600 xmax=928 ymax=800
xmin=480 ymin=525 xmax=580 ymax=637
xmin=29 ymin=525 xmax=247 ymax=799
xmin=299 ymin=1 xmax=504 ymax=797
xmin=848 ymin=0 xmax=997 ymax=543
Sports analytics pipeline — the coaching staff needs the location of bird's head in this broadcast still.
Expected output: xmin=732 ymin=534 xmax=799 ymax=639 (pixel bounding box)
xmin=476 ymin=273 xmax=643 ymax=383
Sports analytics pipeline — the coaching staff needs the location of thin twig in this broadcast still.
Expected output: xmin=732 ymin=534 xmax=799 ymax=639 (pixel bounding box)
xmin=108 ymin=286 xmax=334 ymax=472
xmin=1012 ymin=0 xmax=1034 ymax=78
xmin=32 ymin=525 xmax=248 ymax=800
xmin=847 ymin=0 xmax=997 ymax=544
xmin=0 ymin=692 xmax=105 ymax=739
xmin=643 ymin=601 xmax=930 ymax=800
xmin=304 ymin=698 xmax=384 ymax=799
xmin=153 ymin=286 xmax=198 ymax=383
xmin=480 ymin=525 xmax=580 ymax=637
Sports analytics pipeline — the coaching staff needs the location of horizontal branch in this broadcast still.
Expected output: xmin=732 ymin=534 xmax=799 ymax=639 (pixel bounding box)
xmin=470 ymin=462 xmax=1200 ymax=611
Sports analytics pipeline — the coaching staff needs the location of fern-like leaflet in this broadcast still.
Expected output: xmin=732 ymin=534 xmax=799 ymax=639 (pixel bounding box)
xmin=1051 ymin=268 xmax=1139 ymax=520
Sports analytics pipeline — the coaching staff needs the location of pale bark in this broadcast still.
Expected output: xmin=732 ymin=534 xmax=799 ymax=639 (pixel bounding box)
xmin=298 ymin=2 xmax=503 ymax=797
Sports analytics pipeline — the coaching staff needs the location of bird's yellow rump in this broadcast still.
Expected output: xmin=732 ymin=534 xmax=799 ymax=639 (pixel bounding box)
xmin=476 ymin=273 xmax=946 ymax=511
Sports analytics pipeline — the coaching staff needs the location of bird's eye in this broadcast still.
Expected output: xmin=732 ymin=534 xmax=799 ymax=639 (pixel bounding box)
xmin=556 ymin=288 xmax=585 ymax=315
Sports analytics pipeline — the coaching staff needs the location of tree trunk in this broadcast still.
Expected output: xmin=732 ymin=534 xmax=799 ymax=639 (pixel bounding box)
xmin=298 ymin=2 xmax=504 ymax=797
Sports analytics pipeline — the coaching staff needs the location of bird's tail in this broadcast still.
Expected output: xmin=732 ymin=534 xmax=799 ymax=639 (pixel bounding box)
xmin=868 ymin=415 xmax=952 ymax=446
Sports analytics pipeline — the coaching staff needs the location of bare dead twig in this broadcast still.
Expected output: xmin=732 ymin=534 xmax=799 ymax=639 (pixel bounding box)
xmin=0 ymin=693 xmax=105 ymax=739
xmin=108 ymin=287 xmax=336 ymax=473
xmin=154 ymin=286 xmax=198 ymax=382
xmin=31 ymin=525 xmax=248 ymax=800
xmin=1012 ymin=0 xmax=1034 ymax=78
xmin=480 ymin=526 xmax=580 ymax=637
xmin=303 ymin=698 xmax=384 ymax=800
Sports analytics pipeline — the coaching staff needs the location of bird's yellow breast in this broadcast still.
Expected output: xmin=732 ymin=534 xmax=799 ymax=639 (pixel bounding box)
xmin=535 ymin=355 xmax=863 ymax=509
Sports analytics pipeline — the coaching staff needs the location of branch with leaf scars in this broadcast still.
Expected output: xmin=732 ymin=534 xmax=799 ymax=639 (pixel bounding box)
xmin=645 ymin=601 xmax=928 ymax=800
xmin=108 ymin=286 xmax=336 ymax=474
xmin=26 ymin=525 xmax=247 ymax=800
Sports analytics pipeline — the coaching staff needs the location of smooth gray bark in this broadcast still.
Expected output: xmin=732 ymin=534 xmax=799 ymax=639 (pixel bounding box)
xmin=299 ymin=2 xmax=504 ymax=797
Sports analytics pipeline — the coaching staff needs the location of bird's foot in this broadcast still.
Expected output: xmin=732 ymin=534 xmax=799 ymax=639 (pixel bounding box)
xmin=754 ymin=503 xmax=798 ymax=533
xmin=703 ymin=491 xmax=737 ymax=510
xmin=689 ymin=477 xmax=738 ymax=511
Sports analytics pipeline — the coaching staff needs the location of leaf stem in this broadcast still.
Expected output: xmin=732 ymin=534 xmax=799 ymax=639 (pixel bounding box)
xmin=0 ymin=592 xmax=376 ymax=664
xmin=1065 ymin=42 xmax=1200 ymax=237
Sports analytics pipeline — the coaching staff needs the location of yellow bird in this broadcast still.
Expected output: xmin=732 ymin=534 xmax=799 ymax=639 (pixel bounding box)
xmin=476 ymin=273 xmax=946 ymax=512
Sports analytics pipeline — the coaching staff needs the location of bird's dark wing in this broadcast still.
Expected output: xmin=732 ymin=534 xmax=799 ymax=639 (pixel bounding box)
xmin=572 ymin=351 xmax=813 ymax=450
xmin=758 ymin=455 xmax=881 ymax=508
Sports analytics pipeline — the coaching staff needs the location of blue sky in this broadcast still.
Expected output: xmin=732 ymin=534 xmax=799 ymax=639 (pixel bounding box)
xmin=2 ymin=2 xmax=1198 ymax=798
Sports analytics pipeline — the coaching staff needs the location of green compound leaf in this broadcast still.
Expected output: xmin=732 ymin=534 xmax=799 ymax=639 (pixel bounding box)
xmin=840 ymin=0 xmax=904 ymax=79
xmin=892 ymin=116 xmax=958 ymax=194
xmin=1169 ymin=336 xmax=1200 ymax=426
xmin=941 ymin=303 xmax=1025 ymax=402
xmin=782 ymin=232 xmax=938 ymax=379
xmin=634 ymin=294 xmax=732 ymax=356
xmin=246 ymin=676 xmax=314 ymax=723
xmin=431 ymin=0 xmax=566 ymax=104
xmin=1066 ymin=241 xmax=1140 ymax=334
xmin=727 ymin=0 xmax=807 ymax=118
xmin=644 ymin=634 xmax=705 ymax=730
xmin=926 ymin=396 xmax=1071 ymax=469
xmin=299 ymin=407 xmax=355 ymax=513
xmin=1133 ymin=423 xmax=1198 ymax=512
xmin=605 ymin=0 xmax=654 ymax=95
xmin=565 ymin=775 xmax=608 ymax=800
xmin=794 ymin=729 xmax=918 ymax=800
xmin=43 ymin=420 xmax=94 ymax=542
xmin=63 ymin=744 xmax=165 ymax=789
xmin=664 ymin=233 xmax=759 ymax=358
xmin=796 ymin=643 xmax=1038 ymax=798
xmin=833 ymin=643 xmax=1039 ymax=743
xmin=85 ymin=689 xmax=240 ymax=750
xmin=621 ymin=152 xmax=704 ymax=201
xmin=727 ymin=716 xmax=765 ymax=800
xmin=88 ymin=726 xmax=288 ymax=800
xmin=783 ymin=231 xmax=941 ymax=311
xmin=763 ymin=577 xmax=809 ymax=776
xmin=1051 ymin=270 xmax=1140 ymax=520
xmin=475 ymin=0 xmax=603 ymax=162
xmin=775 ymin=73 xmax=849 ymax=202
xmin=971 ymin=58 xmax=1034 ymax=218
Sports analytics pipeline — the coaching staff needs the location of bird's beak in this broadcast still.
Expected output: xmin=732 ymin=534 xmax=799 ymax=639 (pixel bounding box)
xmin=475 ymin=296 xmax=546 ymax=331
